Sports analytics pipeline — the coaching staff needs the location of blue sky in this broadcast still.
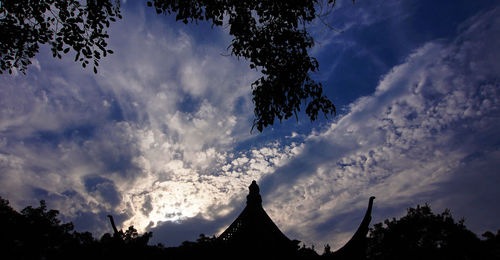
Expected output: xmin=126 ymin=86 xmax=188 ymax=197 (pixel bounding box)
xmin=1 ymin=0 xmax=500 ymax=250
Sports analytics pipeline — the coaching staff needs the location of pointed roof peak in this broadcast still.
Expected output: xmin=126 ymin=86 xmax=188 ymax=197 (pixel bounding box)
xmin=246 ymin=180 xmax=262 ymax=205
xmin=217 ymin=181 xmax=375 ymax=258
xmin=218 ymin=180 xmax=293 ymax=252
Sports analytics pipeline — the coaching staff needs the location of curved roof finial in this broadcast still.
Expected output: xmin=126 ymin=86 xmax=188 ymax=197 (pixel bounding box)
xmin=331 ymin=196 xmax=376 ymax=259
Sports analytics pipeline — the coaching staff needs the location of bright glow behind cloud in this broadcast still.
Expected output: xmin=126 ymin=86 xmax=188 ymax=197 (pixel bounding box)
xmin=0 ymin=8 xmax=302 ymax=237
xmin=0 ymin=2 xmax=499 ymax=250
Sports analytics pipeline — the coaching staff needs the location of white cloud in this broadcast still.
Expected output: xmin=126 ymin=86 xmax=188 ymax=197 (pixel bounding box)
xmin=261 ymin=7 xmax=500 ymax=249
xmin=0 ymin=2 xmax=499 ymax=251
xmin=0 ymin=6 xmax=300 ymax=238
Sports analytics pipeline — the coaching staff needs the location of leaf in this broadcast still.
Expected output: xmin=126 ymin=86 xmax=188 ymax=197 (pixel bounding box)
xmin=0 ymin=0 xmax=336 ymax=132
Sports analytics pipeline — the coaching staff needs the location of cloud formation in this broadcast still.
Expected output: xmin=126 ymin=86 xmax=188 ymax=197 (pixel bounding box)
xmin=0 ymin=2 xmax=499 ymax=251
xmin=259 ymin=7 xmax=500 ymax=249
xmin=0 ymin=7 xmax=300 ymax=241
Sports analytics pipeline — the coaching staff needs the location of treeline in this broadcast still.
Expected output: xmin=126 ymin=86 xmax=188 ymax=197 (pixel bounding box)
xmin=364 ymin=204 xmax=500 ymax=260
xmin=1 ymin=197 xmax=499 ymax=260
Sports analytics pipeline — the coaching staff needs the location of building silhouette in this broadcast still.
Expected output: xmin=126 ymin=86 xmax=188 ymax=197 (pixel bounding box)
xmin=216 ymin=180 xmax=375 ymax=259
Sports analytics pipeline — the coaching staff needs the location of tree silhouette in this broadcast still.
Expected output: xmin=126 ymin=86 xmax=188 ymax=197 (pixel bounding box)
xmin=366 ymin=204 xmax=484 ymax=260
xmin=0 ymin=0 xmax=121 ymax=74
xmin=0 ymin=197 xmax=96 ymax=259
xmin=0 ymin=0 xmax=351 ymax=131
xmin=0 ymin=197 xmax=158 ymax=260
xmin=481 ymin=229 xmax=500 ymax=259
xmin=2 ymin=195 xmax=500 ymax=260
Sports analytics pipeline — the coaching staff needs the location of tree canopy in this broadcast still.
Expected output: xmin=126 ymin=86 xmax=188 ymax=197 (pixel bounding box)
xmin=0 ymin=197 xmax=157 ymax=260
xmin=366 ymin=204 xmax=500 ymax=260
xmin=0 ymin=0 xmax=121 ymax=74
xmin=0 ymin=0 xmax=347 ymax=131
xmin=1 ymin=197 xmax=500 ymax=259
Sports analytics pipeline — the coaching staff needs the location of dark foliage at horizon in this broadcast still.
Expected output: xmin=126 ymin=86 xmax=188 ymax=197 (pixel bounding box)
xmin=366 ymin=204 xmax=500 ymax=260
xmin=0 ymin=197 xmax=161 ymax=260
xmin=1 ymin=196 xmax=499 ymax=259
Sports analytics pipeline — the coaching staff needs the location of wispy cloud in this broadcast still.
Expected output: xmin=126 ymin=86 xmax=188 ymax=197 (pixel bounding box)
xmin=0 ymin=2 xmax=498 ymax=251
xmin=310 ymin=0 xmax=411 ymax=55
xmin=0 ymin=6 xmax=296 ymax=240
xmin=260 ymin=7 xmax=500 ymax=249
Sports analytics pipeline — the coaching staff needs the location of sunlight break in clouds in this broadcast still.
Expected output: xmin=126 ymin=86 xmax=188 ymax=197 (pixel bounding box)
xmin=1 ymin=1 xmax=499 ymax=250
xmin=0 ymin=7 xmax=303 ymax=237
xmin=261 ymin=7 xmax=500 ymax=249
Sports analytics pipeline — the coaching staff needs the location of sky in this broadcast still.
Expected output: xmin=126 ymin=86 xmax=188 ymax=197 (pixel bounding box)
xmin=1 ymin=0 xmax=500 ymax=251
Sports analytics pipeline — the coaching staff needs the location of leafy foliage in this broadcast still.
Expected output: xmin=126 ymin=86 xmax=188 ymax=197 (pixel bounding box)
xmin=366 ymin=204 xmax=490 ymax=260
xmin=0 ymin=0 xmax=347 ymax=131
xmin=0 ymin=197 xmax=93 ymax=259
xmin=481 ymin=230 xmax=500 ymax=259
xmin=0 ymin=0 xmax=121 ymax=74
xmin=0 ymin=197 xmax=156 ymax=260
xmin=1 ymin=197 xmax=500 ymax=259
xmin=147 ymin=0 xmax=338 ymax=131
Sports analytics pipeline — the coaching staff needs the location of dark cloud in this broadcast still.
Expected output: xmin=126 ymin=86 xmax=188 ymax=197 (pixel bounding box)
xmin=141 ymin=195 xmax=153 ymax=217
xmin=0 ymin=0 xmax=499 ymax=250
xmin=256 ymin=6 xmax=500 ymax=248
xmin=30 ymin=124 xmax=98 ymax=145
xmin=428 ymin=149 xmax=500 ymax=234
xmin=71 ymin=211 xmax=109 ymax=235
xmin=148 ymin=212 xmax=237 ymax=247
xmin=84 ymin=175 xmax=121 ymax=207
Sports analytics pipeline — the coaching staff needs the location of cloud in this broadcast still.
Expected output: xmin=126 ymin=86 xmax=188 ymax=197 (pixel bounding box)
xmin=258 ymin=7 xmax=500 ymax=249
xmin=0 ymin=5 xmax=299 ymax=240
xmin=148 ymin=213 xmax=236 ymax=247
xmin=0 ymin=2 xmax=499 ymax=252
xmin=310 ymin=0 xmax=411 ymax=55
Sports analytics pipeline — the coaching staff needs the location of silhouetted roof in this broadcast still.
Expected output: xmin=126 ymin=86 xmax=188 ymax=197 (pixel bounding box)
xmin=216 ymin=180 xmax=375 ymax=259
xmin=218 ymin=181 xmax=296 ymax=253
